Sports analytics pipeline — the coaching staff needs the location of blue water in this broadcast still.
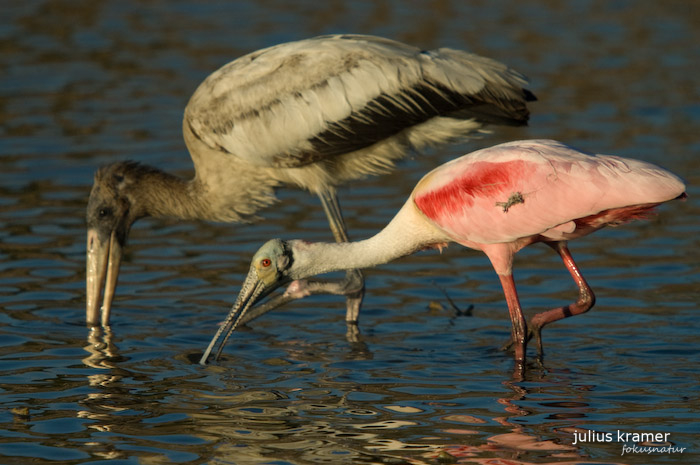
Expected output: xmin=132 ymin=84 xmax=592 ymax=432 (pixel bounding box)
xmin=1 ymin=1 xmax=698 ymax=464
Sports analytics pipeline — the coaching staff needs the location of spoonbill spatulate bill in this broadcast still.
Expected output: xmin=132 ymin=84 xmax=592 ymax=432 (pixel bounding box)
xmin=86 ymin=34 xmax=535 ymax=327
xmin=200 ymin=139 xmax=686 ymax=372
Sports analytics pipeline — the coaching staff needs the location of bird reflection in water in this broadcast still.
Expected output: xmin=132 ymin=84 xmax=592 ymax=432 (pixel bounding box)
xmin=79 ymin=326 xmax=130 ymax=460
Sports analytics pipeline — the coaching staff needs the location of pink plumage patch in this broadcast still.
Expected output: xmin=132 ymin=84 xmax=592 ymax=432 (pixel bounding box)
xmin=415 ymin=160 xmax=534 ymax=221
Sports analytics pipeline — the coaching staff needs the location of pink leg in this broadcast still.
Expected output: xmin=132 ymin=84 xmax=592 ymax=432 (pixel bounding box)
xmin=497 ymin=273 xmax=528 ymax=376
xmin=530 ymin=242 xmax=596 ymax=357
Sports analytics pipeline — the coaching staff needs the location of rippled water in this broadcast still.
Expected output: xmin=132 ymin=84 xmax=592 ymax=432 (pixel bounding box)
xmin=1 ymin=1 xmax=698 ymax=464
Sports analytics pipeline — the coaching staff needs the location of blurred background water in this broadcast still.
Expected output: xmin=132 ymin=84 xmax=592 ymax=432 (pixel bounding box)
xmin=1 ymin=1 xmax=698 ymax=464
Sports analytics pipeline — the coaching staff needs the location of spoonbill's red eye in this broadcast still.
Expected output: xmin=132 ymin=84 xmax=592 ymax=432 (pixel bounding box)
xmin=261 ymin=258 xmax=272 ymax=267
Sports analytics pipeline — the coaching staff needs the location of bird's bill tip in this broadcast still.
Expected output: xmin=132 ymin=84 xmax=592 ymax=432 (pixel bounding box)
xmin=199 ymin=273 xmax=268 ymax=365
xmin=86 ymin=229 xmax=122 ymax=327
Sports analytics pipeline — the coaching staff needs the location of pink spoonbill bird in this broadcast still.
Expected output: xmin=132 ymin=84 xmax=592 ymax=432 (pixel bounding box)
xmin=86 ymin=34 xmax=535 ymax=327
xmin=200 ymin=140 xmax=686 ymax=372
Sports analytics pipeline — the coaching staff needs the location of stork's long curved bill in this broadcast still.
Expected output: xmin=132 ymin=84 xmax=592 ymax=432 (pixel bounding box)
xmin=86 ymin=229 xmax=122 ymax=327
xmin=199 ymin=271 xmax=271 ymax=365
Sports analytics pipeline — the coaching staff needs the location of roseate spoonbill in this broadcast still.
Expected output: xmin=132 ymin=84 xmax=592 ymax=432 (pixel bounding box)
xmin=200 ymin=140 xmax=686 ymax=370
xmin=86 ymin=34 xmax=536 ymax=327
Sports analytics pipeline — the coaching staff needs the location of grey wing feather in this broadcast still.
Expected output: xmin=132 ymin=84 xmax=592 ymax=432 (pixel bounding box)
xmin=185 ymin=34 xmax=535 ymax=168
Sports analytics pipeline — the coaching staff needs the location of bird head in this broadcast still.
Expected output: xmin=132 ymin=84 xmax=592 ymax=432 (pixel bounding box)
xmin=85 ymin=162 xmax=145 ymax=327
xmin=250 ymin=238 xmax=293 ymax=288
xmin=199 ymin=239 xmax=294 ymax=364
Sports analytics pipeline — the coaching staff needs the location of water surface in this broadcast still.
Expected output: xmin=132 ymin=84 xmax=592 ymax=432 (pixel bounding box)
xmin=1 ymin=1 xmax=698 ymax=464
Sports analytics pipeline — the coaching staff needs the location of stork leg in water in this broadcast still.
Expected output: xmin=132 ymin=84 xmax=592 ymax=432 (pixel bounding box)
xmin=318 ymin=190 xmax=364 ymax=323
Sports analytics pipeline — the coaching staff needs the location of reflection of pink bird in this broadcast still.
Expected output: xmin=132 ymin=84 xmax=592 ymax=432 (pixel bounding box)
xmin=200 ymin=140 xmax=686 ymax=372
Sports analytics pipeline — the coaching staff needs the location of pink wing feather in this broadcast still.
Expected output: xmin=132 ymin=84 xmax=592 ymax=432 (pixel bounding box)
xmin=412 ymin=140 xmax=685 ymax=246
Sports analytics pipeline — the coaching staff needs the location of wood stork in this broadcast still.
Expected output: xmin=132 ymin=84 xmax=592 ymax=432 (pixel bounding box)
xmin=86 ymin=34 xmax=536 ymax=327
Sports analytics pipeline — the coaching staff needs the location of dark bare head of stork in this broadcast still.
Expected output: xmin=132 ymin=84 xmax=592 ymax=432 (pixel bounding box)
xmin=86 ymin=161 xmax=196 ymax=326
xmin=86 ymin=162 xmax=146 ymax=326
